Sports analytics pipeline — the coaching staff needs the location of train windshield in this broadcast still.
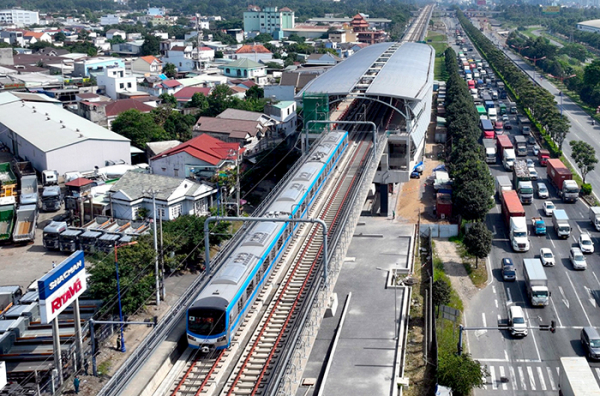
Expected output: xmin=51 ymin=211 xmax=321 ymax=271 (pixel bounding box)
xmin=188 ymin=308 xmax=226 ymax=336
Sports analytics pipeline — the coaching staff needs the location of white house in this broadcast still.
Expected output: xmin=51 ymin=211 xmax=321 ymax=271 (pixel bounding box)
xmin=101 ymin=14 xmax=121 ymax=26
xmin=264 ymin=100 xmax=297 ymax=136
xmin=106 ymin=29 xmax=126 ymax=40
xmin=108 ymin=171 xmax=216 ymax=220
xmin=96 ymin=66 xmax=138 ymax=100
xmin=131 ymin=55 xmax=162 ymax=74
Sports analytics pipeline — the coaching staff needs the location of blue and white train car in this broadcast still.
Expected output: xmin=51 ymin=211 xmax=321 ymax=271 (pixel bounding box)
xmin=187 ymin=131 xmax=349 ymax=351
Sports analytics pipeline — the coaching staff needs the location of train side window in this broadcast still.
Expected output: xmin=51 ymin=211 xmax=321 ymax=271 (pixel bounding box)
xmin=229 ymin=313 xmax=234 ymax=327
xmin=246 ymin=280 xmax=255 ymax=299
xmin=237 ymin=299 xmax=243 ymax=314
xmin=262 ymin=257 xmax=270 ymax=273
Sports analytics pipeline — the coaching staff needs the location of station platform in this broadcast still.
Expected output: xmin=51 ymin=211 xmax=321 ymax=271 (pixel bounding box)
xmin=297 ymin=213 xmax=414 ymax=396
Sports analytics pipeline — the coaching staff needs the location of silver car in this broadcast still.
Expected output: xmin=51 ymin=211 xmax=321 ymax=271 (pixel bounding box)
xmin=537 ymin=183 xmax=549 ymax=199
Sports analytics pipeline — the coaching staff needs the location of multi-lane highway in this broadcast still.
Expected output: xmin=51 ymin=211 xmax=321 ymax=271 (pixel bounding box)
xmin=443 ymin=16 xmax=600 ymax=395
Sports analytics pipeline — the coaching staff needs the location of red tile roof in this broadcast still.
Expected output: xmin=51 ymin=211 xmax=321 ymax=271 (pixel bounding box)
xmin=162 ymin=79 xmax=182 ymax=88
xmin=66 ymin=177 xmax=93 ymax=187
xmin=280 ymin=7 xmax=293 ymax=12
xmin=239 ymin=80 xmax=257 ymax=88
xmin=23 ymin=31 xmax=45 ymax=39
xmin=174 ymin=87 xmax=211 ymax=101
xmin=235 ymin=44 xmax=272 ymax=54
xmin=199 ymin=47 xmax=213 ymax=51
xmin=153 ymin=134 xmax=243 ymax=165
xmin=140 ymin=55 xmax=161 ymax=64
xmin=105 ymin=99 xmax=154 ymax=117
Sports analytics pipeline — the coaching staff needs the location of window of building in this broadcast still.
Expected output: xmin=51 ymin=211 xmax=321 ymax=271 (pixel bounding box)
xmin=226 ymin=68 xmax=230 ymax=74
xmin=119 ymin=83 xmax=124 ymax=89
xmin=127 ymin=82 xmax=132 ymax=88
xmin=170 ymin=204 xmax=182 ymax=219
xmin=237 ymin=69 xmax=241 ymax=77
xmin=174 ymin=169 xmax=179 ymax=177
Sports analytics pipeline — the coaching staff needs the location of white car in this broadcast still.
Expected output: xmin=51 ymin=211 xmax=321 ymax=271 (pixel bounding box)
xmin=570 ymin=247 xmax=587 ymax=270
xmin=532 ymin=145 xmax=540 ymax=156
xmin=543 ymin=201 xmax=555 ymax=216
xmin=579 ymin=233 xmax=595 ymax=254
xmin=502 ymin=114 xmax=509 ymax=122
xmin=528 ymin=167 xmax=538 ymax=180
xmin=526 ymin=158 xmax=535 ymax=168
xmin=540 ymin=248 xmax=555 ymax=266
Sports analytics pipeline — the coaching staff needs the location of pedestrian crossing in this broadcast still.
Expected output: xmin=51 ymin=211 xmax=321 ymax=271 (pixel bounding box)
xmin=479 ymin=363 xmax=600 ymax=392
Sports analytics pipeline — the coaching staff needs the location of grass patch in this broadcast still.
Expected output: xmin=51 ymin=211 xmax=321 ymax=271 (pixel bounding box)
xmin=97 ymin=358 xmax=112 ymax=376
xmin=427 ymin=31 xmax=447 ymax=42
xmin=449 ymin=237 xmax=488 ymax=288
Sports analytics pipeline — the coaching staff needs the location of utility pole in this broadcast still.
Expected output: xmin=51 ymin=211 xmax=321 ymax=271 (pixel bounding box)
xmin=143 ymin=188 xmax=161 ymax=307
xmin=510 ymin=44 xmax=529 ymax=55
xmin=196 ymin=13 xmax=201 ymax=71
xmin=524 ymin=55 xmax=546 ymax=81
xmin=548 ymin=73 xmax=576 ymax=115
xmin=229 ymin=147 xmax=241 ymax=216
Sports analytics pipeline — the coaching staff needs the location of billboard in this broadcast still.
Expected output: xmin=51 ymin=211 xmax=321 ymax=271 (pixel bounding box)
xmin=38 ymin=251 xmax=87 ymax=323
xmin=543 ymin=6 xmax=560 ymax=14
xmin=477 ymin=0 xmax=487 ymax=5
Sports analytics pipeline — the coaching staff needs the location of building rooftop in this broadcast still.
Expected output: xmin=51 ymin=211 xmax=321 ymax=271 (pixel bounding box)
xmin=221 ymin=58 xmax=264 ymax=69
xmin=194 ymin=117 xmax=266 ymax=139
xmin=217 ymin=108 xmax=265 ymax=122
xmin=65 ymin=177 xmax=93 ymax=187
xmin=235 ymin=44 xmax=272 ymax=54
xmin=105 ymin=99 xmax=154 ymax=117
xmin=162 ymin=79 xmax=182 ymax=88
xmin=578 ymin=19 xmax=600 ymax=28
xmin=0 ymin=92 xmax=129 ymax=153
xmin=271 ymin=100 xmax=295 ymax=109
xmin=153 ymin=134 xmax=241 ymax=165
xmin=146 ymin=140 xmax=181 ymax=157
xmin=109 ymin=171 xmax=205 ymax=201
xmin=139 ymin=55 xmax=161 ymax=64
xmin=174 ymin=86 xmax=211 ymax=101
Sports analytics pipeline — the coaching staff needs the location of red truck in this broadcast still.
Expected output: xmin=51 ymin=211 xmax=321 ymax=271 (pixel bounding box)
xmin=501 ymin=190 xmax=525 ymax=226
xmin=538 ymin=149 xmax=550 ymax=166
xmin=547 ymin=159 xmax=580 ymax=202
xmin=496 ymin=134 xmax=513 ymax=153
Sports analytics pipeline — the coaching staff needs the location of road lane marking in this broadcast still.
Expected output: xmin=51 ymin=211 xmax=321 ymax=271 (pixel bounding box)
xmin=509 ymin=366 xmax=518 ymax=390
xmin=492 ymin=285 xmax=496 ymax=294
xmin=585 ymin=286 xmax=597 ymax=307
xmin=547 ymin=367 xmax=556 ymax=390
xmin=486 ymin=255 xmax=493 ymax=285
xmin=518 ymin=367 xmax=527 ymax=390
xmin=500 ymin=365 xmax=508 ymax=390
xmin=558 ymin=286 xmax=570 ymax=309
xmin=505 ymin=350 xmax=508 ymax=362
xmin=537 ymin=366 xmax=547 ymax=391
xmin=527 ymin=366 xmax=536 ymax=390
xmin=495 ymin=299 xmax=498 ymax=308
xmin=566 ymin=272 xmax=593 ymax=327
xmin=475 ymin=358 xmax=509 ymax=362
xmin=490 ymin=365 xmax=497 ymax=390
xmin=595 ymin=368 xmax=600 ymax=380
xmin=506 ymin=288 xmax=513 ymax=303
xmin=550 ymin=297 xmax=564 ymax=327
xmin=593 ymin=271 xmax=600 ymax=287
xmin=525 ymin=310 xmax=542 ymax=362
xmin=550 ymin=238 xmax=556 ymax=248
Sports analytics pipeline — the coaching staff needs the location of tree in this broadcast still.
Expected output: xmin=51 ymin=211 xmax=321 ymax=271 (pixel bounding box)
xmin=245 ymin=85 xmax=264 ymax=100
xmin=186 ymin=92 xmax=209 ymax=111
xmin=454 ymin=181 xmax=494 ymax=222
xmin=54 ymin=32 xmax=67 ymax=42
xmin=438 ymin=352 xmax=487 ymax=396
xmin=432 ymin=280 xmax=451 ymax=307
xmin=111 ymin=109 xmax=167 ymax=148
xmin=463 ymin=222 xmax=493 ymax=269
xmin=570 ymin=140 xmax=598 ymax=183
xmin=163 ymin=62 xmax=177 ymax=78
xmin=253 ymin=33 xmax=273 ymax=43
xmin=141 ymin=34 xmax=161 ymax=56
xmin=159 ymin=93 xmax=177 ymax=107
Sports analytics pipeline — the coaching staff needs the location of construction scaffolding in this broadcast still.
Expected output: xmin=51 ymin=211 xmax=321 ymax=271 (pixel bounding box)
xmin=302 ymin=92 xmax=330 ymax=134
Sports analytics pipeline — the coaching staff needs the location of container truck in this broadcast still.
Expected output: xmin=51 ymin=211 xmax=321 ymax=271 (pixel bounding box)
xmin=518 ymin=116 xmax=531 ymax=135
xmin=481 ymin=119 xmax=494 ymax=139
xmin=514 ymin=135 xmax=528 ymax=156
xmin=482 ymin=139 xmax=497 ymax=163
xmin=523 ymin=258 xmax=550 ymax=306
xmin=42 ymin=221 xmax=67 ymax=250
xmin=531 ymin=217 xmax=547 ymax=235
xmin=484 ymin=100 xmax=494 ymax=110
xmin=491 ymin=90 xmax=498 ymax=100
xmin=552 ymin=209 xmax=571 ymax=239
xmin=0 ymin=163 xmax=17 ymax=198
xmin=497 ymin=135 xmax=515 ymax=170
xmin=501 ymin=190 xmax=529 ymax=252
xmin=488 ymin=107 xmax=498 ymax=122
xmin=547 ymin=159 xmax=580 ymax=202
xmin=0 ymin=196 xmax=15 ymax=242
xmin=559 ymin=357 xmax=600 ymax=396
xmin=496 ymin=175 xmax=512 ymax=198
xmin=538 ymin=149 xmax=550 ymax=166
xmin=590 ymin=207 xmax=600 ymax=231
xmin=513 ymin=160 xmax=533 ymax=204
xmin=41 ymin=186 xmax=62 ymax=212
xmin=12 ymin=204 xmax=37 ymax=243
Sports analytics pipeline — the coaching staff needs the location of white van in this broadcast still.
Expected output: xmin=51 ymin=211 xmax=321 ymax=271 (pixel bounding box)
xmin=509 ymin=305 xmax=528 ymax=337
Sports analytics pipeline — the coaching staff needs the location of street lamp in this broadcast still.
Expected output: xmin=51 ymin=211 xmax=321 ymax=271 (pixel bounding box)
xmin=548 ymin=73 xmax=576 ymax=115
xmin=228 ymin=146 xmax=242 ymax=217
xmin=524 ymin=55 xmax=546 ymax=82
xmin=114 ymin=241 xmax=138 ymax=353
xmin=510 ymin=44 xmax=529 ymax=54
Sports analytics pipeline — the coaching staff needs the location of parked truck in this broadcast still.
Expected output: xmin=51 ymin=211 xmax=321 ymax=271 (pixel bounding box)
xmin=559 ymin=357 xmax=600 ymax=396
xmin=547 ymin=159 xmax=580 ymax=202
xmin=482 ymin=139 xmax=497 ymax=163
xmin=42 ymin=221 xmax=67 ymax=250
xmin=501 ymin=190 xmax=529 ymax=252
xmin=590 ymin=207 xmax=600 ymax=231
xmin=513 ymin=160 xmax=533 ymax=204
xmin=12 ymin=204 xmax=37 ymax=243
xmin=538 ymin=149 xmax=550 ymax=166
xmin=41 ymin=186 xmax=62 ymax=212
xmin=518 ymin=116 xmax=531 ymax=135
xmin=497 ymin=135 xmax=515 ymax=170
xmin=0 ymin=196 xmax=15 ymax=242
xmin=59 ymin=228 xmax=84 ymax=252
xmin=514 ymin=135 xmax=528 ymax=156
xmin=552 ymin=209 xmax=571 ymax=239
xmin=531 ymin=217 xmax=547 ymax=235
xmin=523 ymin=258 xmax=550 ymax=306
xmin=0 ymin=163 xmax=17 ymax=198
xmin=496 ymin=175 xmax=512 ymax=198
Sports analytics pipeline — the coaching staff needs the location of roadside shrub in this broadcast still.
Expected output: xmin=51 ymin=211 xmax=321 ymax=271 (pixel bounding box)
xmin=582 ymin=183 xmax=593 ymax=195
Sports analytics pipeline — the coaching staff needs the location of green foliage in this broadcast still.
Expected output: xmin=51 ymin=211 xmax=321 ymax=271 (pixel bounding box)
xmin=245 ymin=85 xmax=264 ymax=100
xmin=163 ymin=62 xmax=177 ymax=78
xmin=570 ymin=140 xmax=598 ymax=183
xmin=159 ymin=93 xmax=177 ymax=107
xmin=432 ymin=280 xmax=451 ymax=307
xmin=141 ymin=34 xmax=161 ymax=56
xmin=438 ymin=352 xmax=487 ymax=395
xmin=463 ymin=222 xmax=492 ymax=267
xmin=186 ymin=92 xmax=209 ymax=111
xmin=582 ymin=183 xmax=593 ymax=195
xmin=111 ymin=109 xmax=167 ymax=149
xmin=54 ymin=32 xmax=67 ymax=42
xmin=253 ymin=33 xmax=274 ymax=43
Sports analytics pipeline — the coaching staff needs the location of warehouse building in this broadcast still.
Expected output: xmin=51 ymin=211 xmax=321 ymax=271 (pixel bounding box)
xmin=0 ymin=92 xmax=131 ymax=176
xmin=577 ymin=19 xmax=600 ymax=33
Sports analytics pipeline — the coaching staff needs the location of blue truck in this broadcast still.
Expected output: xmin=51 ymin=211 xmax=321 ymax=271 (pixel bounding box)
xmin=531 ymin=217 xmax=547 ymax=235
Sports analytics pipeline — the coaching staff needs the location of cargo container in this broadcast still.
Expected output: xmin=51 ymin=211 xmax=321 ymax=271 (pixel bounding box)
xmin=514 ymin=135 xmax=528 ymax=156
xmin=497 ymin=135 xmax=515 ymax=170
xmin=496 ymin=175 xmax=512 ymax=198
xmin=547 ymin=159 xmax=579 ymax=202
xmin=483 ymin=139 xmax=497 ymax=163
xmin=559 ymin=357 xmax=600 ymax=396
xmin=513 ymin=160 xmax=533 ymax=204
xmin=523 ymin=258 xmax=550 ymax=306
xmin=481 ymin=119 xmax=494 ymax=139
xmin=501 ymin=190 xmax=529 ymax=252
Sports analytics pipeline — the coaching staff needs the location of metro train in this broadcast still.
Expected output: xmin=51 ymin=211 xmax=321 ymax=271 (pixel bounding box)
xmin=187 ymin=131 xmax=349 ymax=351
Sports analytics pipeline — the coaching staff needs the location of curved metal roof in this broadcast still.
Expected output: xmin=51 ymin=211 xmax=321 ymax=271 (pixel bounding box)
xmin=299 ymin=42 xmax=434 ymax=101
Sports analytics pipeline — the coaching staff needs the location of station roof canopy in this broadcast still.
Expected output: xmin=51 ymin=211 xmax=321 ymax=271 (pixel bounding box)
xmin=299 ymin=42 xmax=434 ymax=102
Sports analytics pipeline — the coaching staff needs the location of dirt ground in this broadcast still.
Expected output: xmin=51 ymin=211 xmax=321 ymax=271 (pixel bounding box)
xmin=395 ymin=121 xmax=446 ymax=224
xmin=434 ymin=240 xmax=480 ymax=308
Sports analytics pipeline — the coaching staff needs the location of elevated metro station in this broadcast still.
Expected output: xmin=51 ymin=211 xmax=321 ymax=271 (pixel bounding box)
xmin=297 ymin=41 xmax=435 ymax=190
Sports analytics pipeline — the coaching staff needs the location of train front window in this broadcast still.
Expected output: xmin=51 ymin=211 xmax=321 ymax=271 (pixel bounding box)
xmin=188 ymin=308 xmax=226 ymax=336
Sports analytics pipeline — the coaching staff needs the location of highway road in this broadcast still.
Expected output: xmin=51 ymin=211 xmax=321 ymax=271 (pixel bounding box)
xmin=443 ymin=17 xmax=600 ymax=394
